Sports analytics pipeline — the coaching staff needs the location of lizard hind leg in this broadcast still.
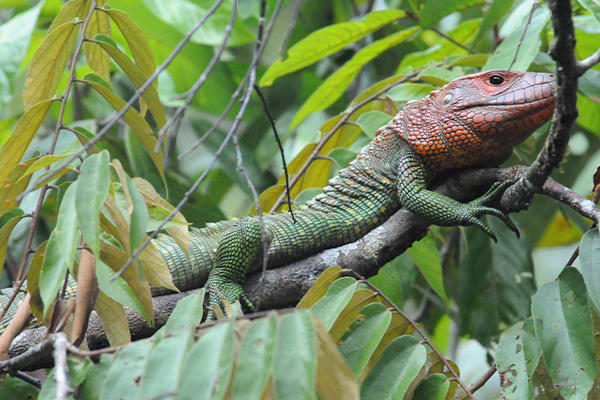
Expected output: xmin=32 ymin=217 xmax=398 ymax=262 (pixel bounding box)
xmin=204 ymin=218 xmax=267 ymax=320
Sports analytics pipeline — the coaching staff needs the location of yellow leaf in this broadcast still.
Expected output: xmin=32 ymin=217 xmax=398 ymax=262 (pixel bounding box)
xmin=329 ymin=289 xmax=379 ymax=340
xmin=314 ymin=316 xmax=360 ymax=400
xmin=23 ymin=22 xmax=79 ymax=107
xmin=47 ymin=0 xmax=90 ymax=33
xmin=297 ymin=266 xmax=344 ymax=309
xmin=132 ymin=177 xmax=189 ymax=256
xmin=140 ymin=243 xmax=177 ymax=292
xmin=82 ymin=76 xmax=166 ymax=190
xmin=0 ymin=156 xmax=41 ymax=216
xmin=0 ymin=214 xmax=24 ymax=277
xmin=0 ymin=100 xmax=54 ymax=187
xmin=100 ymin=242 xmax=153 ymax=323
xmin=103 ymin=191 xmax=130 ymax=251
xmin=104 ymin=9 xmax=156 ymax=77
xmin=16 ymin=153 xmax=73 ymax=184
xmin=95 ymin=291 xmax=131 ymax=346
xmin=93 ymin=37 xmax=166 ymax=128
xmin=27 ymin=241 xmax=48 ymax=321
xmin=85 ymin=10 xmax=111 ymax=82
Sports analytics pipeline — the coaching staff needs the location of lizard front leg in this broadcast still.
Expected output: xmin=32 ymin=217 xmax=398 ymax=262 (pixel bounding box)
xmin=205 ymin=219 xmax=266 ymax=319
xmin=396 ymin=148 xmax=518 ymax=241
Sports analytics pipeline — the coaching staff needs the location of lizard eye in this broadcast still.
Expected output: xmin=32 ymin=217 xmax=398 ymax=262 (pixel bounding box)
xmin=489 ymin=75 xmax=505 ymax=85
xmin=443 ymin=93 xmax=454 ymax=105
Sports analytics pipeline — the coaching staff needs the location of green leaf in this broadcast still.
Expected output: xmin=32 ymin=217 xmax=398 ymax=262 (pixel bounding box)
xmin=142 ymin=0 xmax=255 ymax=47
xmin=79 ymin=353 xmax=113 ymax=400
xmin=23 ymin=21 xmax=80 ymax=107
xmin=259 ymin=9 xmax=406 ymax=87
xmin=328 ymin=148 xmax=357 ymax=170
xmin=124 ymin=173 xmax=149 ymax=252
xmin=100 ymin=340 xmax=153 ymax=399
xmin=417 ymin=67 xmax=462 ymax=86
xmin=39 ymin=181 xmax=80 ymax=315
xmin=338 ymin=303 xmax=392 ymax=378
xmin=290 ymin=26 xmax=420 ymax=128
xmin=531 ymin=267 xmax=596 ymax=399
xmin=0 ymin=100 xmax=54 ymax=186
xmin=360 ymin=335 xmax=427 ymax=399
xmin=356 ymin=111 xmax=393 ymax=138
xmin=412 ymin=373 xmax=450 ymax=400
xmin=580 ymin=229 xmax=600 ymax=312
xmin=407 ymin=233 xmax=449 ymax=304
xmin=178 ymin=321 xmax=235 ymax=400
xmin=16 ymin=153 xmax=73 ymax=184
xmin=496 ymin=321 xmax=537 ymax=399
xmin=76 ymin=150 xmax=110 ymax=257
xmin=483 ymin=1 xmax=551 ymax=71
xmin=471 ymin=0 xmax=515 ymax=47
xmin=274 ymin=311 xmax=318 ymax=400
xmin=138 ymin=329 xmax=194 ymax=400
xmin=233 ymin=314 xmax=278 ymax=399
xmin=0 ymin=3 xmax=42 ymax=110
xmin=310 ymin=277 xmax=358 ymax=330
xmin=96 ymin=259 xmax=149 ymax=323
xmin=578 ymin=0 xmax=600 ymax=23
xmin=0 ymin=375 xmax=38 ymax=400
xmin=420 ymin=0 xmax=485 ymax=28
xmin=162 ymin=290 xmax=205 ymax=334
xmin=387 ymin=83 xmax=436 ymax=102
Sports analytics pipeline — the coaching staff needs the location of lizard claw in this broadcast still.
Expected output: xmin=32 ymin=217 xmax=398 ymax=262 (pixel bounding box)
xmin=204 ymin=276 xmax=254 ymax=321
xmin=464 ymin=180 xmax=520 ymax=239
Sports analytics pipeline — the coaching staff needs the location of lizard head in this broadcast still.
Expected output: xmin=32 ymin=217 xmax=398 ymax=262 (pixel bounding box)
xmin=395 ymin=70 xmax=555 ymax=170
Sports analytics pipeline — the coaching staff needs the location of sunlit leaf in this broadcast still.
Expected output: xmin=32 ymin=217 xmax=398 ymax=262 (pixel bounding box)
xmin=356 ymin=111 xmax=393 ymax=138
xmin=291 ymin=26 xmax=420 ymax=129
xmin=84 ymin=8 xmax=111 ymax=82
xmin=483 ymin=1 xmax=550 ymax=70
xmin=0 ymin=100 xmax=53 ymax=186
xmin=260 ymin=10 xmax=406 ymax=87
xmin=420 ymin=0 xmax=485 ymax=28
xmin=23 ymin=22 xmax=79 ymax=107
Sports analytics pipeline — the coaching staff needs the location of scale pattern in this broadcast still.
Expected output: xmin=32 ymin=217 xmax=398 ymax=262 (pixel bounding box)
xmin=0 ymin=70 xmax=556 ymax=329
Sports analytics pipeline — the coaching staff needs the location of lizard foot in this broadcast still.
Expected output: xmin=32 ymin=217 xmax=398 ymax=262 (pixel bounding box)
xmin=204 ymin=276 xmax=255 ymax=321
xmin=461 ymin=181 xmax=519 ymax=241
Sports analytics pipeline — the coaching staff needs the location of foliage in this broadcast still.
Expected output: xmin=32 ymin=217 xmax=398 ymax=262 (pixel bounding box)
xmin=0 ymin=0 xmax=599 ymax=398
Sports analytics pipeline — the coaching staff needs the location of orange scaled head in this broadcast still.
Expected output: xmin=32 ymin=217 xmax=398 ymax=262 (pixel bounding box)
xmin=392 ymin=70 xmax=555 ymax=170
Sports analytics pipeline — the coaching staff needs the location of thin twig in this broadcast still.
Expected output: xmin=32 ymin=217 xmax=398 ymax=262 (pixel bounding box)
xmin=154 ymin=0 xmax=231 ymax=150
xmin=111 ymin=0 xmax=284 ymax=281
xmin=576 ymin=48 xmax=600 ymax=76
xmin=279 ymin=0 xmax=305 ymax=57
xmin=467 ymin=365 xmax=497 ymax=396
xmin=254 ymin=84 xmax=296 ymax=222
